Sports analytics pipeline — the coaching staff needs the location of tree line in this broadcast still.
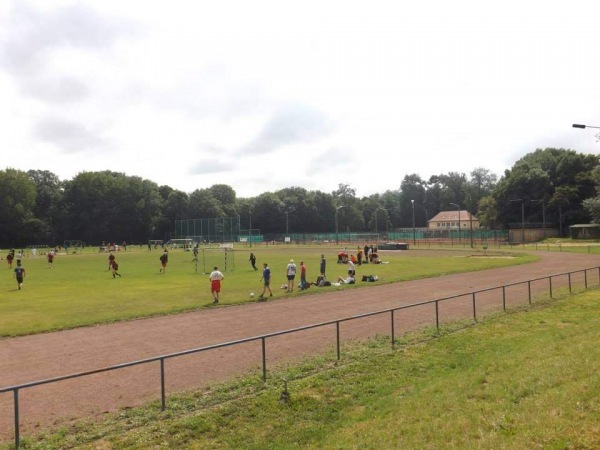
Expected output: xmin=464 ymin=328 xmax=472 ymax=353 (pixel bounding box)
xmin=1 ymin=148 xmax=598 ymax=247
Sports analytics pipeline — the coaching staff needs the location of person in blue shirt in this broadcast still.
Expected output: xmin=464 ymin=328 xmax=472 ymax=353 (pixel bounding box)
xmin=259 ymin=263 xmax=273 ymax=299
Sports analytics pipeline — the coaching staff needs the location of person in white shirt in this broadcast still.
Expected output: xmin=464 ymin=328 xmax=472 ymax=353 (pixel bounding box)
xmin=209 ymin=266 xmax=225 ymax=304
xmin=347 ymin=259 xmax=355 ymax=277
xmin=286 ymin=259 xmax=297 ymax=292
xmin=337 ymin=274 xmax=356 ymax=284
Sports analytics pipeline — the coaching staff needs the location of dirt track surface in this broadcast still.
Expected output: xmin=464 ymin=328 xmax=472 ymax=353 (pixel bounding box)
xmin=1 ymin=250 xmax=599 ymax=441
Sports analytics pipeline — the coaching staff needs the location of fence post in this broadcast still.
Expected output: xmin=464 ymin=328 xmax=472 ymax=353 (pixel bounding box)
xmin=568 ymin=273 xmax=572 ymax=293
xmin=435 ymin=301 xmax=440 ymax=334
xmin=261 ymin=337 xmax=267 ymax=381
xmin=390 ymin=311 xmax=395 ymax=349
xmin=502 ymin=286 xmax=506 ymax=312
xmin=14 ymin=388 xmax=20 ymax=450
xmin=472 ymin=293 xmax=477 ymax=322
xmin=336 ymin=321 xmax=341 ymax=360
xmin=549 ymin=277 xmax=553 ymax=298
xmin=160 ymin=358 xmax=166 ymax=411
xmin=528 ymin=281 xmax=532 ymax=304
xmin=585 ymin=270 xmax=588 ymax=289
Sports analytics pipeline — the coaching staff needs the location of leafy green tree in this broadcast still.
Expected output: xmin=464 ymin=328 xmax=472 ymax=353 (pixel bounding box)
xmin=400 ymin=174 xmax=429 ymax=227
xmin=188 ymin=189 xmax=224 ymax=219
xmin=63 ymin=171 xmax=162 ymax=244
xmin=379 ymin=190 xmax=402 ymax=228
xmin=306 ymin=190 xmax=336 ymax=233
xmin=252 ymin=192 xmax=285 ymax=233
xmin=477 ymin=196 xmax=499 ymax=229
xmin=27 ymin=170 xmax=65 ymax=238
xmin=493 ymin=148 xmax=598 ymax=230
xmin=583 ymin=165 xmax=600 ymax=223
xmin=332 ymin=183 xmax=364 ymax=231
xmin=464 ymin=168 xmax=497 ymax=218
xmin=0 ymin=168 xmax=37 ymax=246
xmin=209 ymin=184 xmax=237 ymax=217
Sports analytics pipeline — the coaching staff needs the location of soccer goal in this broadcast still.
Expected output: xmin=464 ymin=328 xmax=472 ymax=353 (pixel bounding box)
xmin=63 ymin=240 xmax=83 ymax=249
xmin=198 ymin=244 xmax=235 ymax=274
xmin=343 ymin=233 xmax=381 ymax=246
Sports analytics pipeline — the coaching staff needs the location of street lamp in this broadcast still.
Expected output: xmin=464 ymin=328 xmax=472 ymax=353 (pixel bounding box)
xmin=572 ymin=123 xmax=600 ymax=129
xmin=510 ymin=199 xmax=525 ymax=245
xmin=411 ymin=200 xmax=416 ymax=246
xmin=335 ymin=205 xmax=345 ymax=245
xmin=374 ymin=206 xmax=386 ymax=235
xmin=461 ymin=191 xmax=474 ymax=248
xmin=573 ymin=123 xmax=600 ymax=142
xmin=531 ymin=199 xmax=546 ymax=238
xmin=248 ymin=206 xmax=252 ymax=248
xmin=450 ymin=202 xmax=461 ymax=244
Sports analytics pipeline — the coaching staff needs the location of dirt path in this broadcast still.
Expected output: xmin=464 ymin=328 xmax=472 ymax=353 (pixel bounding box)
xmin=1 ymin=251 xmax=599 ymax=441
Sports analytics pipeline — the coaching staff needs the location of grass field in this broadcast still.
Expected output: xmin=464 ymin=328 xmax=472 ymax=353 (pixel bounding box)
xmin=0 ymin=245 xmax=537 ymax=337
xmin=12 ymin=288 xmax=599 ymax=449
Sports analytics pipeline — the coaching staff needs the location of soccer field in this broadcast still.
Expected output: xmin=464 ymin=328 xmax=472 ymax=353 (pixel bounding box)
xmin=0 ymin=245 xmax=536 ymax=337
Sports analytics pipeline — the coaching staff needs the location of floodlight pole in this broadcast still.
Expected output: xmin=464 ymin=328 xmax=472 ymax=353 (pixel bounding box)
xmin=335 ymin=205 xmax=345 ymax=245
xmin=248 ymin=207 xmax=252 ymax=248
xmin=462 ymin=191 xmax=474 ymax=248
xmin=285 ymin=208 xmax=295 ymax=235
xmin=374 ymin=206 xmax=386 ymax=235
xmin=510 ymin=199 xmax=525 ymax=244
xmin=531 ymin=199 xmax=546 ymax=238
xmin=450 ymin=202 xmax=460 ymax=244
xmin=411 ymin=200 xmax=416 ymax=245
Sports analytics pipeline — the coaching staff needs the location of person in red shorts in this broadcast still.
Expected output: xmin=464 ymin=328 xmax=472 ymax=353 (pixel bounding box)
xmin=209 ymin=266 xmax=224 ymax=304
xmin=6 ymin=250 xmax=14 ymax=269
xmin=47 ymin=250 xmax=55 ymax=269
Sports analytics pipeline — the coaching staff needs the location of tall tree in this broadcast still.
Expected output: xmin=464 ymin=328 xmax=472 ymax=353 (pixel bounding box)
xmin=208 ymin=184 xmax=237 ymax=217
xmin=493 ymin=148 xmax=598 ymax=230
xmin=0 ymin=168 xmax=37 ymax=246
xmin=583 ymin=165 xmax=600 ymax=223
xmin=252 ymin=192 xmax=285 ymax=234
xmin=63 ymin=171 xmax=162 ymax=244
xmin=332 ymin=183 xmax=364 ymax=232
xmin=400 ymin=174 xmax=428 ymax=227
xmin=188 ymin=189 xmax=224 ymax=219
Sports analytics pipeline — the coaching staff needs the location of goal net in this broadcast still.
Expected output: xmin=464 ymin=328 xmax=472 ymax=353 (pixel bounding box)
xmin=198 ymin=244 xmax=235 ymax=274
xmin=339 ymin=233 xmax=381 ymax=246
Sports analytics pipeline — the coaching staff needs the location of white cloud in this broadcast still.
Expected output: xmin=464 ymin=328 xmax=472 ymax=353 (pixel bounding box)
xmin=1 ymin=0 xmax=600 ymax=198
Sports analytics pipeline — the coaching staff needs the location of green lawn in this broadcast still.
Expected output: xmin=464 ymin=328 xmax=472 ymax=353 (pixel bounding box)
xmin=0 ymin=245 xmax=536 ymax=337
xmin=14 ymin=288 xmax=600 ymax=449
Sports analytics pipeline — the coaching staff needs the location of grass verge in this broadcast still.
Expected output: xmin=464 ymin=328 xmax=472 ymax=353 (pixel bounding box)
xmin=13 ymin=289 xmax=600 ymax=449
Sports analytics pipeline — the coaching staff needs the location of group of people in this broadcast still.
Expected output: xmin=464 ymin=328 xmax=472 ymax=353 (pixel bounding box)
xmin=241 ymin=251 xmax=359 ymax=302
xmin=5 ymin=248 xmax=57 ymax=290
xmin=337 ymin=245 xmax=380 ymax=266
xmin=5 ymin=249 xmax=25 ymax=290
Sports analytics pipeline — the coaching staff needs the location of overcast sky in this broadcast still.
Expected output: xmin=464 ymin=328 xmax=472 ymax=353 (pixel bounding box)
xmin=1 ymin=0 xmax=599 ymax=199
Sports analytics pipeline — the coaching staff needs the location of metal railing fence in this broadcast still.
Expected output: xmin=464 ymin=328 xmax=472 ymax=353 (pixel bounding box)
xmin=2 ymin=266 xmax=599 ymax=449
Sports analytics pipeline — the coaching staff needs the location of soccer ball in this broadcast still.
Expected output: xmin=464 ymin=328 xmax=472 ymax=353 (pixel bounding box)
xmin=250 ymin=292 xmax=255 ymax=298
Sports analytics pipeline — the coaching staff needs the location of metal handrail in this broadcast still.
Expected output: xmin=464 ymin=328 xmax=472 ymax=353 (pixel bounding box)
xmin=2 ymin=266 xmax=598 ymax=449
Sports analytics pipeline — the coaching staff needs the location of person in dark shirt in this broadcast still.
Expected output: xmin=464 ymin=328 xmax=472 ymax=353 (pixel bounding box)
xmin=14 ymin=262 xmax=25 ymax=290
xmin=249 ymin=252 xmax=258 ymax=271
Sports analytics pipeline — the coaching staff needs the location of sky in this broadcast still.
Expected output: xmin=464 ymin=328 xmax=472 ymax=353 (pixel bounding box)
xmin=1 ymin=1 xmax=600 ymax=199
